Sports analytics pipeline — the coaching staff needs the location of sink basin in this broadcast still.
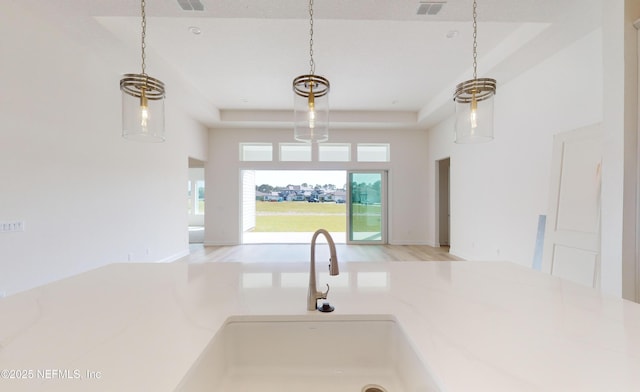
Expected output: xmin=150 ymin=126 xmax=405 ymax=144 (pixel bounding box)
xmin=176 ymin=314 xmax=441 ymax=392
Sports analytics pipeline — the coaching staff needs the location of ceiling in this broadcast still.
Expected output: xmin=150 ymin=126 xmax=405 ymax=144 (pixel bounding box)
xmin=20 ymin=0 xmax=601 ymax=129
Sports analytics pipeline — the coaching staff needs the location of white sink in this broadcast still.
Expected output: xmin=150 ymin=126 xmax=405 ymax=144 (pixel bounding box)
xmin=176 ymin=314 xmax=441 ymax=392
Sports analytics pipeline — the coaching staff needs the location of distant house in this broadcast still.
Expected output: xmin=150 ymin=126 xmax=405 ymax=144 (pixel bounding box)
xmin=260 ymin=185 xmax=347 ymax=202
xmin=257 ymin=191 xmax=283 ymax=202
xmin=255 ymin=190 xmax=269 ymax=201
xmin=322 ymin=193 xmax=334 ymax=202
xmin=333 ymin=189 xmax=347 ymax=203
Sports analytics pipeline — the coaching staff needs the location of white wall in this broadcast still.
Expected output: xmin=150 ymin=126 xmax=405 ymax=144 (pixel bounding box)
xmin=0 ymin=4 xmax=208 ymax=295
xmin=427 ymin=29 xmax=603 ymax=265
xmin=205 ymin=128 xmax=429 ymax=245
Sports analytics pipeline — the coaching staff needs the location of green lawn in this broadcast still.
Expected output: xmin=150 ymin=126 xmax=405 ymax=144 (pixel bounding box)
xmin=350 ymin=204 xmax=382 ymax=233
xmin=256 ymin=201 xmax=345 ymax=214
xmin=255 ymin=214 xmax=346 ymax=232
xmin=255 ymin=201 xmax=345 ymax=232
xmin=253 ymin=201 xmax=381 ymax=233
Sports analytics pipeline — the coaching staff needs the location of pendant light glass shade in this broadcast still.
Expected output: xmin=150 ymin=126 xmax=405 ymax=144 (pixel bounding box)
xmin=121 ymin=74 xmax=166 ymax=142
xmin=293 ymin=0 xmax=330 ymax=143
xmin=454 ymin=78 xmax=496 ymax=143
xmin=453 ymin=0 xmax=496 ymax=144
xmin=120 ymin=0 xmax=166 ymax=142
xmin=293 ymin=74 xmax=330 ymax=143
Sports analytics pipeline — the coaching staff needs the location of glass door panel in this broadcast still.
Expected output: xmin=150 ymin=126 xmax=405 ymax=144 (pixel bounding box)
xmin=348 ymin=171 xmax=386 ymax=243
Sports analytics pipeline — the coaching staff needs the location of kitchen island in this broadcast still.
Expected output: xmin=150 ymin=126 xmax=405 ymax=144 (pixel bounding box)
xmin=1 ymin=261 xmax=639 ymax=391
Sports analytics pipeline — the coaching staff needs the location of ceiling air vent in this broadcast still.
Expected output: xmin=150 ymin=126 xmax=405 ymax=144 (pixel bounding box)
xmin=177 ymin=0 xmax=204 ymax=11
xmin=417 ymin=1 xmax=446 ymax=15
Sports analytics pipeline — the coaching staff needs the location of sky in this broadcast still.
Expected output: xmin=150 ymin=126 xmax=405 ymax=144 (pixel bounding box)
xmin=254 ymin=170 xmax=347 ymax=188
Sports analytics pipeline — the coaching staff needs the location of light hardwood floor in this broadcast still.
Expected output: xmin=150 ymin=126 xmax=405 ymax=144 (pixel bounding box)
xmin=179 ymin=243 xmax=463 ymax=264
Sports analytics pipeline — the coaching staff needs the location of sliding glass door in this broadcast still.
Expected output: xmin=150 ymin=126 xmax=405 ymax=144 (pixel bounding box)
xmin=347 ymin=171 xmax=387 ymax=243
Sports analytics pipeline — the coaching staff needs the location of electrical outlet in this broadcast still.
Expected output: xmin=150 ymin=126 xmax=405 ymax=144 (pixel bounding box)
xmin=0 ymin=291 xmax=6 ymax=298
xmin=0 ymin=221 xmax=25 ymax=233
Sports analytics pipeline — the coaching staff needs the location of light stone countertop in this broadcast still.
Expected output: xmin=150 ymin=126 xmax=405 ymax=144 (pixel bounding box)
xmin=1 ymin=260 xmax=639 ymax=391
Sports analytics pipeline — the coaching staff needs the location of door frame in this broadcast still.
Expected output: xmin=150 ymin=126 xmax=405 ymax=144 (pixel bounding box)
xmin=346 ymin=170 xmax=388 ymax=244
xmin=435 ymin=157 xmax=451 ymax=247
xmin=188 ymin=157 xmax=206 ymax=244
xmin=635 ymin=18 xmax=640 ymax=302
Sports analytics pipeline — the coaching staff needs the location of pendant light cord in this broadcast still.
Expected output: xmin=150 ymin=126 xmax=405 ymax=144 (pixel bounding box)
xmin=141 ymin=0 xmax=147 ymax=76
xmin=308 ymin=0 xmax=315 ymax=75
xmin=472 ymin=0 xmax=477 ymax=80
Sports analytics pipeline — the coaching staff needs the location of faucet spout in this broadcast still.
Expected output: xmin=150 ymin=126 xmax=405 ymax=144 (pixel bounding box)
xmin=308 ymin=229 xmax=339 ymax=311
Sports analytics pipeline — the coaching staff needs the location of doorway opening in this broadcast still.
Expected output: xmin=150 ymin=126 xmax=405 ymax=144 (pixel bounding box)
xmin=435 ymin=158 xmax=450 ymax=250
xmin=241 ymin=170 xmax=347 ymax=244
xmin=188 ymin=158 xmax=205 ymax=244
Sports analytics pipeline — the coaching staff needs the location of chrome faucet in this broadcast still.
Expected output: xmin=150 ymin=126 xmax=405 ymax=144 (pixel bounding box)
xmin=307 ymin=229 xmax=340 ymax=311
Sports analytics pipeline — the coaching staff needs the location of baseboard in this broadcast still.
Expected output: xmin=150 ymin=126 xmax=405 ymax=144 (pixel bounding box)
xmin=448 ymin=247 xmax=469 ymax=260
xmin=388 ymin=240 xmax=432 ymax=246
xmin=203 ymin=241 xmax=240 ymax=246
xmin=156 ymin=249 xmax=190 ymax=263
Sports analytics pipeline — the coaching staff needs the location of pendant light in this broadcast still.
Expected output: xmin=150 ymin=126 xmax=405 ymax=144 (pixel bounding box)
xmin=120 ymin=0 xmax=166 ymax=142
xmin=453 ymin=0 xmax=496 ymax=143
xmin=293 ymin=0 xmax=330 ymax=143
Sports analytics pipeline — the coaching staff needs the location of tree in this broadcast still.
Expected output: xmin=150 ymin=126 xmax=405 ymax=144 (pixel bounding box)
xmin=257 ymin=184 xmax=274 ymax=193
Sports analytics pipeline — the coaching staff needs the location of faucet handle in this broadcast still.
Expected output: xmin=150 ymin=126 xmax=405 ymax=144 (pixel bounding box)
xmin=320 ymin=283 xmax=330 ymax=299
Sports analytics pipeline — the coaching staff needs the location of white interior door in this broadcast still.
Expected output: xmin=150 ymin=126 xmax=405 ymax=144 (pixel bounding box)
xmin=542 ymin=124 xmax=603 ymax=288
